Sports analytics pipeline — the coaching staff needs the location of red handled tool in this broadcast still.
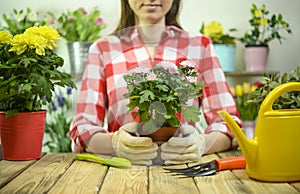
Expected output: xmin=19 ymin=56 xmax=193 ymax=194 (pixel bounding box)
xmin=163 ymin=156 xmax=246 ymax=177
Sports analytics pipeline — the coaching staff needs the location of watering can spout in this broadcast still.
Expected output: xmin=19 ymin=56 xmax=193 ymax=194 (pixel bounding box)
xmin=217 ymin=110 xmax=257 ymax=166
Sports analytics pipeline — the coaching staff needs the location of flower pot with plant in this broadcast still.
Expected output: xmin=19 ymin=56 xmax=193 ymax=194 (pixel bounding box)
xmin=1 ymin=7 xmax=48 ymax=35
xmin=200 ymin=21 xmax=237 ymax=72
xmin=48 ymin=7 xmax=107 ymax=76
xmin=123 ymin=60 xmax=204 ymax=142
xmin=0 ymin=26 xmax=76 ymax=160
xmin=239 ymin=4 xmax=292 ymax=72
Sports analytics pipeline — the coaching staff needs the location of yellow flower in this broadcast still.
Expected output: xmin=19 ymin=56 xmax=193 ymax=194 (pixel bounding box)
xmin=235 ymin=85 xmax=243 ymax=97
xmin=24 ymin=26 xmax=60 ymax=50
xmin=229 ymin=86 xmax=235 ymax=96
xmin=9 ymin=33 xmax=48 ymax=55
xmin=203 ymin=21 xmax=223 ymax=41
xmin=243 ymin=82 xmax=251 ymax=94
xmin=251 ymin=85 xmax=258 ymax=91
xmin=0 ymin=31 xmax=12 ymax=44
xmin=260 ymin=18 xmax=268 ymax=26
xmin=254 ymin=10 xmax=261 ymax=17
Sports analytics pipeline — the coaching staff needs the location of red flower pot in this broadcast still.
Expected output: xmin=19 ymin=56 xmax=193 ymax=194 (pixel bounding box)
xmin=0 ymin=111 xmax=46 ymax=160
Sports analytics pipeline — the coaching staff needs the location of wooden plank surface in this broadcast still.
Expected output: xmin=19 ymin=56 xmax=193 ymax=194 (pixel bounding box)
xmin=0 ymin=153 xmax=75 ymax=193
xmin=149 ymin=165 xmax=199 ymax=194
xmin=48 ymin=159 xmax=108 ymax=194
xmin=0 ymin=160 xmax=35 ymax=188
xmin=100 ymin=165 xmax=148 ymax=194
xmin=192 ymin=153 xmax=250 ymax=194
xmin=232 ymin=170 xmax=300 ymax=194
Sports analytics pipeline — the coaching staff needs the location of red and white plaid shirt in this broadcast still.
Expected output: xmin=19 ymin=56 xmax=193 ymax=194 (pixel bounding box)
xmin=70 ymin=26 xmax=241 ymax=152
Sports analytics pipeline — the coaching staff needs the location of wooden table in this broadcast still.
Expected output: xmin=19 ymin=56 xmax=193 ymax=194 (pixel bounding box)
xmin=1 ymin=150 xmax=299 ymax=194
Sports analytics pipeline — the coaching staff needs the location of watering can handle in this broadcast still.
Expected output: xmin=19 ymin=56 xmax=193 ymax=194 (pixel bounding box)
xmin=260 ymin=82 xmax=300 ymax=112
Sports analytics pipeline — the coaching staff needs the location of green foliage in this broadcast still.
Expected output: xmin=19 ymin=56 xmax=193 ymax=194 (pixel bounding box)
xmin=1 ymin=8 xmax=47 ymax=35
xmin=239 ymin=4 xmax=292 ymax=45
xmin=248 ymin=66 xmax=300 ymax=110
xmin=0 ymin=26 xmax=76 ymax=118
xmin=48 ymin=7 xmax=107 ymax=42
xmin=44 ymin=87 xmax=73 ymax=152
xmin=123 ymin=61 xmax=205 ymax=132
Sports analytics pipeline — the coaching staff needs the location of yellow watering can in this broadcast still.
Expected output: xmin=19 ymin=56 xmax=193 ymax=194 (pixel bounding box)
xmin=218 ymin=82 xmax=300 ymax=182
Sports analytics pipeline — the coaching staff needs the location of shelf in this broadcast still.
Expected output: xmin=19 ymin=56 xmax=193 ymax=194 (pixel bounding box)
xmin=224 ymin=70 xmax=278 ymax=77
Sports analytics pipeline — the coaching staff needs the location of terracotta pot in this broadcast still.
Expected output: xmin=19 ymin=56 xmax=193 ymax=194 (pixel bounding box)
xmin=0 ymin=111 xmax=46 ymax=160
xmin=148 ymin=127 xmax=178 ymax=143
xmin=244 ymin=45 xmax=269 ymax=72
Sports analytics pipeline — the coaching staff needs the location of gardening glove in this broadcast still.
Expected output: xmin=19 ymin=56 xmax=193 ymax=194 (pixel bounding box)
xmin=161 ymin=125 xmax=206 ymax=165
xmin=112 ymin=122 xmax=158 ymax=166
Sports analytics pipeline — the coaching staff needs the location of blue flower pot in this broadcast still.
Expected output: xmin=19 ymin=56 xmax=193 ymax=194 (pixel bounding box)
xmin=214 ymin=44 xmax=236 ymax=72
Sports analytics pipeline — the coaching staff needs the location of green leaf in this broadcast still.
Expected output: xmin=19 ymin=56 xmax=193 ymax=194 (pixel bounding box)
xmin=182 ymin=106 xmax=201 ymax=123
xmin=139 ymin=90 xmax=154 ymax=103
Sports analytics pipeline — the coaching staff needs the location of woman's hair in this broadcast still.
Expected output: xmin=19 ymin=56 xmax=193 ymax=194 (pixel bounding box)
xmin=113 ymin=0 xmax=182 ymax=33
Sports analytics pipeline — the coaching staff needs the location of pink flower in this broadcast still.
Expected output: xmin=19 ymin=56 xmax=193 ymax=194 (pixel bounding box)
xmin=96 ymin=17 xmax=104 ymax=26
xmin=80 ymin=8 xmax=88 ymax=15
xmin=48 ymin=17 xmax=55 ymax=24
xmin=156 ymin=61 xmax=178 ymax=74
xmin=146 ymin=72 xmax=157 ymax=81
xmin=180 ymin=60 xmax=196 ymax=68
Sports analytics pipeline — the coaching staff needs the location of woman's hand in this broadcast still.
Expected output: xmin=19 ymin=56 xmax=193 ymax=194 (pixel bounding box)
xmin=112 ymin=122 xmax=158 ymax=165
xmin=161 ymin=125 xmax=206 ymax=165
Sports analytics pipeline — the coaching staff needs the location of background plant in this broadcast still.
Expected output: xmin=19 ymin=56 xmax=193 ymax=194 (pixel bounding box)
xmin=1 ymin=8 xmax=47 ymax=35
xmin=230 ymin=82 xmax=261 ymax=121
xmin=48 ymin=7 xmax=106 ymax=42
xmin=124 ymin=61 xmax=204 ymax=131
xmin=44 ymin=87 xmax=74 ymax=152
xmin=200 ymin=21 xmax=236 ymax=45
xmin=0 ymin=26 xmax=76 ymax=118
xmin=239 ymin=4 xmax=292 ymax=45
xmin=248 ymin=66 xmax=300 ymax=110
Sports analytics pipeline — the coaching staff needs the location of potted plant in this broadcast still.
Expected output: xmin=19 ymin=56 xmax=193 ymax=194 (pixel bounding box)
xmin=123 ymin=60 xmax=205 ymax=142
xmin=0 ymin=26 xmax=76 ymax=160
xmin=48 ymin=7 xmax=107 ymax=76
xmin=1 ymin=7 xmax=48 ymax=35
xmin=239 ymin=4 xmax=292 ymax=72
xmin=200 ymin=20 xmax=237 ymax=72
xmin=229 ymin=81 xmax=262 ymax=139
xmin=248 ymin=66 xmax=300 ymax=110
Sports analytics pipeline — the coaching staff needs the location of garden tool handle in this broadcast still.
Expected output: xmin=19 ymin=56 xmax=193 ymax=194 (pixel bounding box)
xmin=215 ymin=156 xmax=246 ymax=171
xmin=260 ymin=82 xmax=300 ymax=112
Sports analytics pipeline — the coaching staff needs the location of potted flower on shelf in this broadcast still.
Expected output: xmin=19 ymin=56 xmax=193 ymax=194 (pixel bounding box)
xmin=0 ymin=26 xmax=76 ymax=160
xmin=123 ymin=60 xmax=205 ymax=142
xmin=200 ymin=20 xmax=237 ymax=72
xmin=239 ymin=4 xmax=292 ymax=72
xmin=48 ymin=7 xmax=107 ymax=76
xmin=229 ymin=81 xmax=261 ymax=139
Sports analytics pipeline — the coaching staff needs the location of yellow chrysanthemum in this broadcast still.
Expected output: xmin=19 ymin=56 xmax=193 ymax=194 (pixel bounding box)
xmin=9 ymin=33 xmax=48 ymax=55
xmin=0 ymin=31 xmax=12 ymax=44
xmin=204 ymin=21 xmax=224 ymax=40
xmin=24 ymin=26 xmax=60 ymax=50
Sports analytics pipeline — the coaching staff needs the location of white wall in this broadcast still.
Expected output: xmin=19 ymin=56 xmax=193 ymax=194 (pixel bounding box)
xmin=1 ymin=0 xmax=300 ymax=74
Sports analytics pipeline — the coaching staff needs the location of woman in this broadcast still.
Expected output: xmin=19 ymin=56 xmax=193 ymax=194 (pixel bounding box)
xmin=70 ymin=0 xmax=241 ymax=165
